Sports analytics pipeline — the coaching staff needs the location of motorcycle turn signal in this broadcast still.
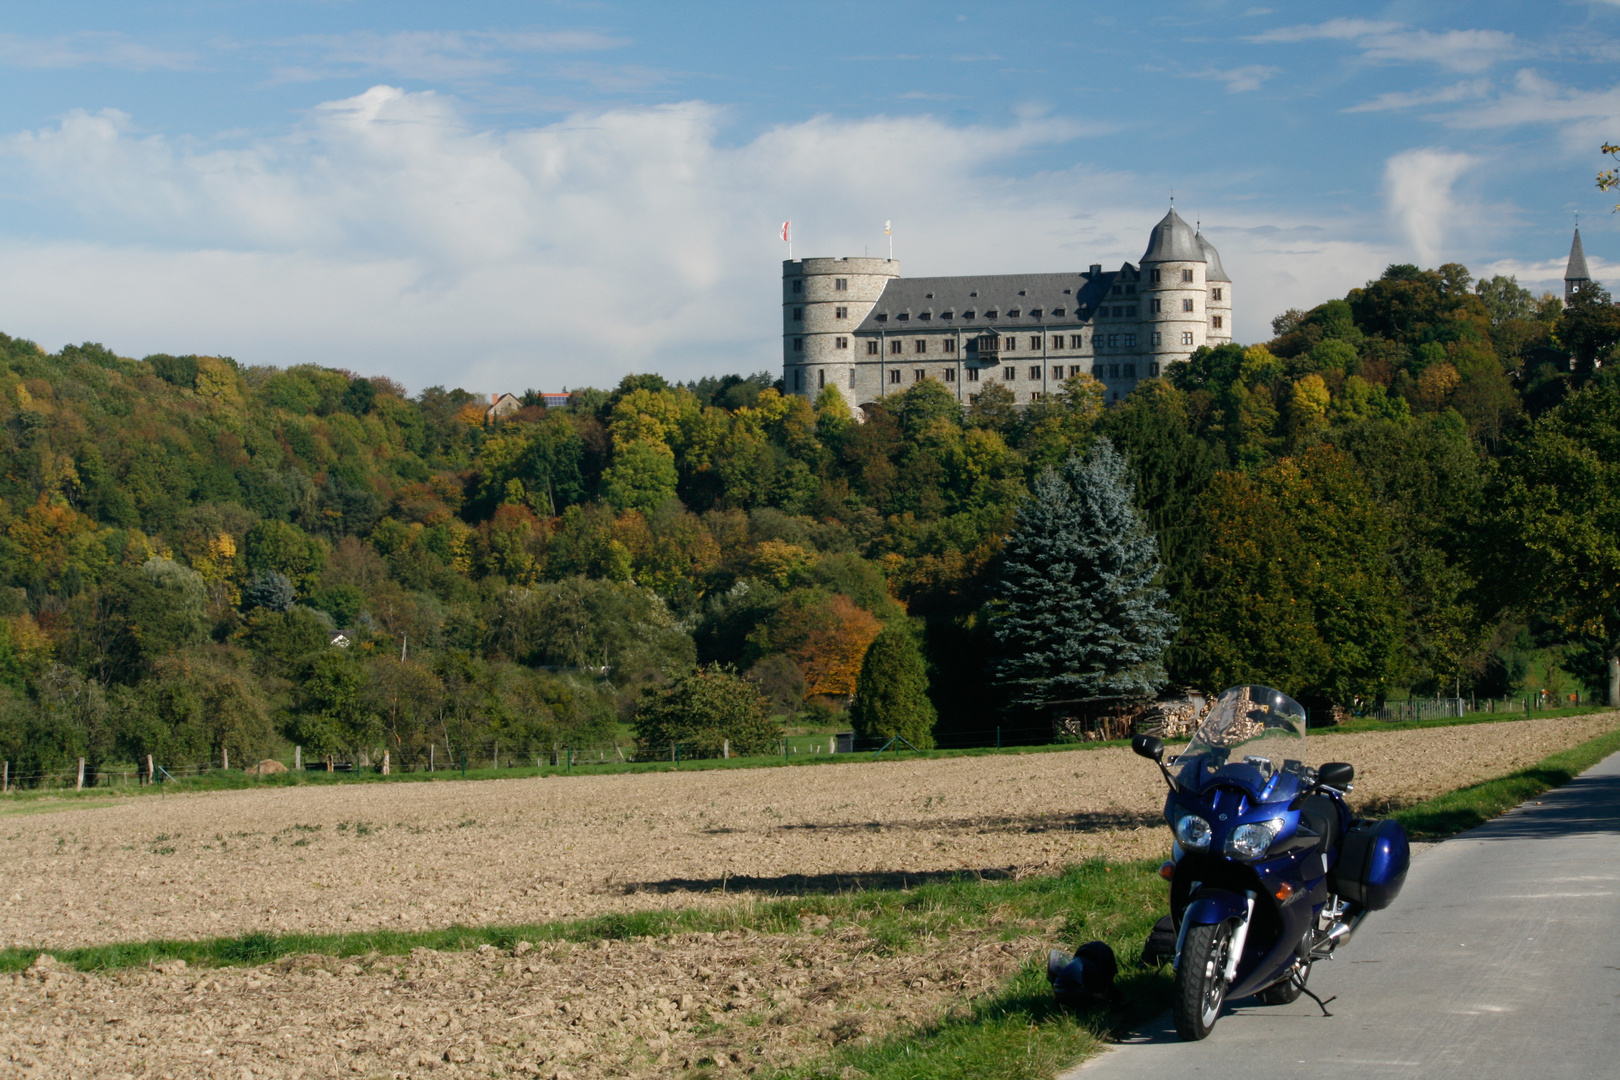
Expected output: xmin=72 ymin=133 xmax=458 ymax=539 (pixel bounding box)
xmin=1159 ymin=861 xmax=1176 ymax=881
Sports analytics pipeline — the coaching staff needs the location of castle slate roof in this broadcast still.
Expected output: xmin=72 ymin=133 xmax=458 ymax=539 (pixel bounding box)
xmin=1197 ymin=232 xmax=1231 ymax=282
xmin=853 ymin=270 xmax=1121 ymax=334
xmin=1566 ymin=227 xmax=1591 ymax=283
xmin=1141 ymin=208 xmax=1205 ymax=264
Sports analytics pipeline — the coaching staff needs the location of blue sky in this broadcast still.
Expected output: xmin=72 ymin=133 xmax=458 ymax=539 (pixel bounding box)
xmin=1 ymin=1 xmax=1618 ymax=392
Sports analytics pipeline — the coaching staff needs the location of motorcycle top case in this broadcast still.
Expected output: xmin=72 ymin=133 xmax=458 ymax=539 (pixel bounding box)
xmin=1328 ymin=818 xmax=1410 ymax=910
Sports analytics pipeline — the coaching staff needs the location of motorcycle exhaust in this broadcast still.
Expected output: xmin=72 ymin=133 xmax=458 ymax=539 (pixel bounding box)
xmin=1311 ymin=908 xmax=1368 ymax=958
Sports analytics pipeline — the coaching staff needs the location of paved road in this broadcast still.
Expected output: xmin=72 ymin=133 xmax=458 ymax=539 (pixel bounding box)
xmin=1068 ymin=751 xmax=1620 ymax=1080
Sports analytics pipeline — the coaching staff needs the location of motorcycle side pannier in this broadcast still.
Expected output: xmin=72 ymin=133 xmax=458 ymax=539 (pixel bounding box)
xmin=1328 ymin=818 xmax=1410 ymax=910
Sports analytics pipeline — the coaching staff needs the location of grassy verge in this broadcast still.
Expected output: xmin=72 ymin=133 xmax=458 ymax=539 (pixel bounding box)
xmin=10 ymin=703 xmax=1613 ymax=806
xmin=1391 ymin=724 xmax=1620 ymax=838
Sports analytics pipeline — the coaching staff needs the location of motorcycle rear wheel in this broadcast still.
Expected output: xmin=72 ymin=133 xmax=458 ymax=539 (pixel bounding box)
xmin=1173 ymin=921 xmax=1233 ymax=1040
xmin=1258 ymin=961 xmax=1308 ymax=1005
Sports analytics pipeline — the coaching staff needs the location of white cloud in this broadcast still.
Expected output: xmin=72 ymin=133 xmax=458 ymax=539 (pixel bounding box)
xmin=1343 ymin=79 xmax=1492 ymax=113
xmin=1188 ymin=65 xmax=1281 ymax=93
xmin=0 ymin=32 xmax=198 ymax=72
xmin=271 ymin=29 xmax=630 ymax=82
xmin=1251 ymin=19 xmax=1523 ymax=73
xmin=0 ymin=86 xmax=1393 ymax=392
xmin=1383 ymin=148 xmax=1479 ymax=265
xmin=1439 ymin=69 xmax=1620 ymax=149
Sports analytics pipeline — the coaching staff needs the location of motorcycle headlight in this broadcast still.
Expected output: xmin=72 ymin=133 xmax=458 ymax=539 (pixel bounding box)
xmin=1175 ymin=813 xmax=1212 ymax=850
xmin=1226 ymin=820 xmax=1279 ymax=859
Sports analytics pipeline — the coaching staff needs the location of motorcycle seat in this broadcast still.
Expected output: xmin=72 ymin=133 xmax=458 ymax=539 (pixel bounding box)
xmin=1296 ymin=794 xmax=1341 ymax=854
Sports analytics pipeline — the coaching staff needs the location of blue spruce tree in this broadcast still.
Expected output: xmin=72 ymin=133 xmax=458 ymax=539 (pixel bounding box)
xmin=991 ymin=438 xmax=1178 ymax=709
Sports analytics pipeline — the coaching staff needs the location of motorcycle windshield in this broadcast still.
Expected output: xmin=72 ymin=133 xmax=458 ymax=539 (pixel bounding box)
xmin=1176 ymin=685 xmax=1307 ymax=796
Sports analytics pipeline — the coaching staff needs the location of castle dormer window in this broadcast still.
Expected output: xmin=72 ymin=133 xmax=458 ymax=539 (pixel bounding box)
xmin=1018 ymin=290 xmax=1027 ymax=296
xmin=942 ymin=311 xmax=954 ymax=319
xmin=1053 ymin=307 xmax=1065 ymax=316
xmin=1064 ymin=288 xmax=1072 ymax=294
xmin=1126 ymin=285 xmax=1136 ymax=295
xmin=962 ymin=310 xmax=975 ymax=318
xmin=970 ymin=291 xmax=978 ymax=297
xmin=1111 ymin=285 xmax=1122 ymax=295
xmin=898 ymin=313 xmax=909 ymax=321
xmin=919 ymin=312 xmax=931 ymax=320
xmin=984 ymin=309 xmax=998 ymax=319
xmin=876 ymin=314 xmax=888 ymax=322
xmin=1031 ymin=308 xmax=1043 ymax=318
xmin=925 ymin=292 xmax=934 ymax=298
xmin=1007 ymin=308 xmax=1021 ymax=317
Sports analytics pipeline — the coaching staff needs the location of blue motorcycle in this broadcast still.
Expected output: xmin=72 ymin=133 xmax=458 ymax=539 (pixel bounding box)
xmin=1130 ymin=684 xmax=1410 ymax=1040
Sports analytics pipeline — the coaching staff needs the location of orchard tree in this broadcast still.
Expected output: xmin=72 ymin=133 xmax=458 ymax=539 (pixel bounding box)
xmin=634 ymin=664 xmax=779 ymax=757
xmin=990 ymin=439 xmax=1177 ymax=712
xmin=848 ymin=621 xmax=937 ymax=748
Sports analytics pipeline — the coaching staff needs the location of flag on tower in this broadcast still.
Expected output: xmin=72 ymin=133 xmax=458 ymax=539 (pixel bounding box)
xmin=884 ymin=219 xmax=891 ymax=235
xmin=781 ymin=221 xmax=790 ymax=242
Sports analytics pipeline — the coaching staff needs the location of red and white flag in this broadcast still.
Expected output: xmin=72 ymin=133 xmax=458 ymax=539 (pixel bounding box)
xmin=781 ymin=221 xmax=790 ymax=242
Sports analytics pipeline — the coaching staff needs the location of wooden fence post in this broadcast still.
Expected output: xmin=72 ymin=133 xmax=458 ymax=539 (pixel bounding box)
xmin=222 ymin=747 xmax=229 ymax=771
xmin=382 ymin=750 xmax=390 ymax=776
xmin=3 ymin=760 xmax=8 ymax=793
xmin=722 ymin=739 xmax=730 ymax=760
xmin=147 ymin=754 xmax=154 ymax=785
xmin=430 ymin=744 xmax=435 ymax=772
xmin=670 ymin=740 xmax=676 ymax=763
xmin=295 ymin=746 xmax=302 ymax=771
xmin=76 ymin=758 xmax=85 ymax=791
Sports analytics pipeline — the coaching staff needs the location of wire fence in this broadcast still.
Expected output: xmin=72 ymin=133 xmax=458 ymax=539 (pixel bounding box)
xmin=1365 ymin=692 xmax=1590 ymax=723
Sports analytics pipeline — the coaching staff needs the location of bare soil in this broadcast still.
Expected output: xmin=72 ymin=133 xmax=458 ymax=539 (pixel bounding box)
xmin=1 ymin=925 xmax=1043 ymax=1079
xmin=1 ymin=714 xmax=1613 ymax=952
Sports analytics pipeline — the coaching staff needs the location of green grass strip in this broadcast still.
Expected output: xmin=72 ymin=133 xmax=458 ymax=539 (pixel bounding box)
xmin=0 ymin=861 xmax=1170 ymax=976
xmin=1392 ymin=724 xmax=1620 ymax=839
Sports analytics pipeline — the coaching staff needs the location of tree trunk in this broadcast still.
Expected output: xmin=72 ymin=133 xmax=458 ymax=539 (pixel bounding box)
xmin=1608 ymin=651 xmax=1619 ymax=707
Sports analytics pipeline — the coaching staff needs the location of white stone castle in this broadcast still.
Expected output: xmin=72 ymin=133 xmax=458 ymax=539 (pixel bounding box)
xmin=782 ymin=208 xmax=1232 ymax=409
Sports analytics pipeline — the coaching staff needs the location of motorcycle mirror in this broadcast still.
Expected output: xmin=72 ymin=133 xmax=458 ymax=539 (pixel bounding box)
xmin=1132 ymin=734 xmax=1165 ymax=762
xmin=1318 ymin=762 xmax=1354 ymax=788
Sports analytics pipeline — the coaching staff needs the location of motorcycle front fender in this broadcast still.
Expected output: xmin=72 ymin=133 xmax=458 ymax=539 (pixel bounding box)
xmin=1181 ymin=889 xmax=1249 ymax=927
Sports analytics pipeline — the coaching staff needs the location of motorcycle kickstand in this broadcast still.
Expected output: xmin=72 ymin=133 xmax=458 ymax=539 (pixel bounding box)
xmin=1296 ymin=979 xmax=1337 ymax=1018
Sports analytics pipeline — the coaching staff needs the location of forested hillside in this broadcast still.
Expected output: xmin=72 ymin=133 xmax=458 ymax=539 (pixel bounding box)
xmin=2 ymin=260 xmax=1617 ymax=779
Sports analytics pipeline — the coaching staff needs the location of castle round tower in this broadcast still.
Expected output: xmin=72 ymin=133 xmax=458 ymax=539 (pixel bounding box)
xmin=1198 ymin=229 xmax=1232 ymax=348
xmin=783 ymin=257 xmax=900 ymax=402
xmin=1140 ymin=208 xmax=1207 ymax=369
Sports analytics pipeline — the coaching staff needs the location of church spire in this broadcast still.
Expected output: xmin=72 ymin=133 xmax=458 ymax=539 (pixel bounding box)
xmin=1566 ymin=226 xmax=1591 ymax=302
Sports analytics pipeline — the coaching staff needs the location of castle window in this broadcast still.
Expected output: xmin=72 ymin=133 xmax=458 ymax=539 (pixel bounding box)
xmin=1111 ymin=285 xmax=1122 ymax=295
xmin=1182 ymin=298 xmax=1195 ymax=313
xmin=942 ymin=311 xmax=954 ymax=319
xmin=794 ymin=369 xmax=802 ymax=390
xmin=1071 ymin=365 xmax=1085 ymax=377
xmin=1108 ymin=364 xmax=1120 ymax=378
xmin=1018 ymin=290 xmax=1027 ymax=296
xmin=1053 ymin=307 xmax=1066 ymax=316
xmin=1181 ymin=269 xmax=1194 ymax=283
xmin=1126 ymin=285 xmax=1136 ymax=295
xmin=849 ymin=369 xmax=856 ymax=388
xmin=1151 ymin=299 xmax=1162 ymax=314
xmin=1003 ymin=336 xmax=1016 ymax=350
xmin=1029 ymin=366 xmax=1041 ymax=380
xmin=1150 ymin=362 xmax=1161 ymax=376
xmin=889 ymin=340 xmax=902 ymax=354
xmin=1212 ymin=315 xmax=1224 ymax=329
xmin=1004 ymin=366 xmax=1016 ymax=380
xmin=1151 ymin=269 xmax=1161 ymax=284
xmin=962 ymin=310 xmax=975 ymax=319
xmin=876 ymin=313 xmax=888 ymax=322
xmin=793 ymin=338 xmax=803 ymax=352
xmin=967 ymin=367 xmax=980 ymax=381
xmin=793 ymin=280 xmax=803 ymax=293
xmin=1107 ymin=334 xmax=1119 ymax=347
xmin=1151 ymin=332 xmax=1162 ymax=346
xmin=1070 ymin=334 xmax=1084 ymax=348
xmin=1051 ymin=367 xmax=1062 ymax=380
xmin=867 ymin=340 xmax=879 ymax=355
xmin=1031 ymin=308 xmax=1043 ymax=318
xmin=835 ymin=336 xmax=849 ymax=349
xmin=943 ymin=368 xmax=956 ymax=382
xmin=898 ymin=313 xmax=909 ymax=321
xmin=835 ymin=306 xmax=848 ymax=319
xmin=1181 ymin=331 xmax=1195 ymax=346
xmin=1030 ymin=336 xmax=1042 ymax=350
xmin=889 ymin=369 xmax=902 ymax=384
xmin=793 ymin=307 xmax=803 ymax=320
xmin=984 ymin=309 xmax=997 ymax=318
xmin=1030 ymin=391 xmax=1043 ymax=401
xmin=835 ymin=278 xmax=848 ymax=290
xmin=1008 ymin=308 xmax=1021 ymax=317
xmin=1212 ymin=288 xmax=1222 ymax=301
xmin=1124 ymin=334 xmax=1136 ymax=347
xmin=1124 ymin=363 xmax=1136 ymax=378
xmin=1127 ymin=307 xmax=1137 ymax=317
xmin=915 ymin=339 xmax=927 ymax=353
xmin=914 ymin=369 xmax=926 ymax=382
xmin=919 ymin=312 xmax=931 ymax=321
xmin=818 ymin=369 xmax=825 ymax=388
xmin=944 ymin=339 xmax=957 ymax=352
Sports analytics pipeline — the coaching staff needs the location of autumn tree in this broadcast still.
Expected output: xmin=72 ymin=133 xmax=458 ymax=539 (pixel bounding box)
xmin=848 ymin=620 xmax=937 ymax=748
xmin=634 ymin=664 xmax=780 ymax=757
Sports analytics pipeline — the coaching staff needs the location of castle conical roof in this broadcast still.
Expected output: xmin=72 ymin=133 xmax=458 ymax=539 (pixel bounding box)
xmin=1197 ymin=231 xmax=1230 ymax=283
xmin=1566 ymin=227 xmax=1591 ymax=283
xmin=1141 ymin=207 xmax=1205 ymax=263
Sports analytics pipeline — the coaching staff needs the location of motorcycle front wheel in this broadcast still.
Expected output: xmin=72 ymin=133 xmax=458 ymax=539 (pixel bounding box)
xmin=1174 ymin=920 xmax=1234 ymax=1040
